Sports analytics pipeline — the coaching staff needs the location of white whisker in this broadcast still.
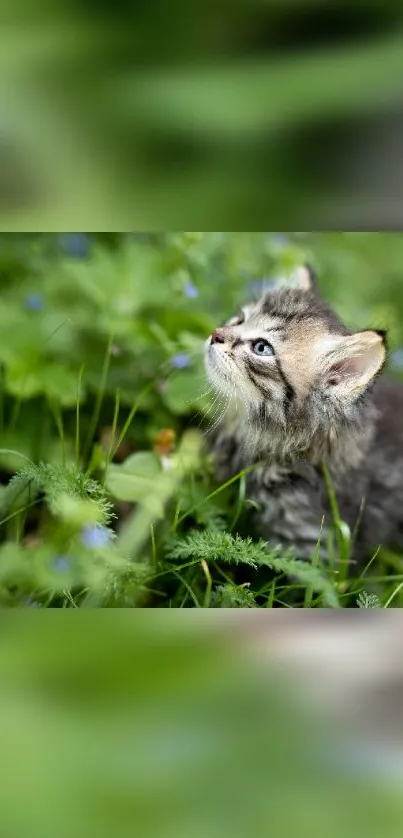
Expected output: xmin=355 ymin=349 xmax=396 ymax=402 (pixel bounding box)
xmin=184 ymin=384 xmax=215 ymax=406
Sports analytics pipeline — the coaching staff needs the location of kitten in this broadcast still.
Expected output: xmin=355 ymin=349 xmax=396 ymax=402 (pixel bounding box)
xmin=205 ymin=265 xmax=403 ymax=564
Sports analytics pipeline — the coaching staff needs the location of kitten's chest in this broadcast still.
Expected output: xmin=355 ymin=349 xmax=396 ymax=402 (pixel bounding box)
xmin=210 ymin=418 xmax=369 ymax=550
xmin=212 ymin=427 xmax=365 ymax=554
xmin=246 ymin=464 xmax=326 ymax=545
xmin=211 ymin=416 xmax=287 ymax=482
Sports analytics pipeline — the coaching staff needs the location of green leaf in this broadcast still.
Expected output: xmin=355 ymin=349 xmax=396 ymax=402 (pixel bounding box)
xmin=42 ymin=365 xmax=81 ymax=407
xmin=106 ymin=452 xmax=164 ymax=513
xmin=6 ymin=366 xmax=43 ymax=400
xmin=163 ymin=371 xmax=206 ymax=414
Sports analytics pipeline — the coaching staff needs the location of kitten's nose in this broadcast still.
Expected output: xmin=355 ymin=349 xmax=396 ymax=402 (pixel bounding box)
xmin=210 ymin=329 xmax=225 ymax=345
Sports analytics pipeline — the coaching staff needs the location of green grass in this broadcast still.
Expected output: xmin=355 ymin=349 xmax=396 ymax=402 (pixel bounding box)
xmin=0 ymin=232 xmax=403 ymax=608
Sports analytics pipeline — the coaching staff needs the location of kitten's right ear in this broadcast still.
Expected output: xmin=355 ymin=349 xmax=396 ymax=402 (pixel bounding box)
xmin=289 ymin=264 xmax=318 ymax=293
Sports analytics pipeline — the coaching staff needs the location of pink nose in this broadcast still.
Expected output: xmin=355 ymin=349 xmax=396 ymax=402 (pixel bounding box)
xmin=210 ymin=329 xmax=225 ymax=345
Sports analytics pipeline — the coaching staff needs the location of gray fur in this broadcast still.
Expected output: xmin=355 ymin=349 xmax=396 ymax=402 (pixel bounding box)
xmin=205 ymin=270 xmax=401 ymax=565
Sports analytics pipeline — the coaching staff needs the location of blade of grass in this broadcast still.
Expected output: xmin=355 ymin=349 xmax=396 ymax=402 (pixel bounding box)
xmin=102 ymin=388 xmax=121 ymax=483
xmin=322 ymin=462 xmax=351 ymax=582
xmin=384 ymin=581 xmax=403 ymax=608
xmin=151 ymin=558 xmax=202 ymax=580
xmin=266 ymin=578 xmax=276 ymax=608
xmin=304 ymin=517 xmax=325 ymax=609
xmin=83 ymin=333 xmax=114 ymax=463
xmin=356 ymin=574 xmax=403 ymax=583
xmin=63 ymin=589 xmax=79 ymax=608
xmin=8 ymin=317 xmax=73 ymax=433
xmin=357 ymin=546 xmax=381 ymax=580
xmin=201 ymin=559 xmax=212 ymax=608
xmin=171 ymin=501 xmax=182 ymax=536
xmin=175 ymin=462 xmax=259 ymax=528
xmin=0 ymin=365 xmax=4 ymax=433
xmin=0 ymin=449 xmax=34 ymax=464
xmin=229 ymin=471 xmax=246 ymax=531
xmin=351 ymin=498 xmax=366 ymax=553
xmin=111 ymin=380 xmax=156 ymax=459
xmin=9 ymin=394 xmax=24 ymax=431
xmin=171 ymin=568 xmax=201 ymax=607
xmin=75 ymin=363 xmax=86 ymax=467
xmin=212 ymin=562 xmax=234 ymax=586
xmin=150 ymin=523 xmax=157 ymax=569
xmin=13 ymin=508 xmax=24 ymax=543
xmin=0 ymin=498 xmax=41 ymax=529
xmin=48 ymin=399 xmax=66 ymax=464
xmin=45 ymin=317 xmax=71 ymax=344
xmin=375 ymin=549 xmax=403 ymax=573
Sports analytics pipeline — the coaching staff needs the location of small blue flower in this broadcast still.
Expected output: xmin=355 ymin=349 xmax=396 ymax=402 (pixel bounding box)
xmin=184 ymin=281 xmax=199 ymax=299
xmin=58 ymin=233 xmax=91 ymax=258
xmin=25 ymin=293 xmax=45 ymax=311
xmin=171 ymin=353 xmax=191 ymax=370
xmin=52 ymin=555 xmax=72 ymax=574
xmin=81 ymin=524 xmax=112 ymax=549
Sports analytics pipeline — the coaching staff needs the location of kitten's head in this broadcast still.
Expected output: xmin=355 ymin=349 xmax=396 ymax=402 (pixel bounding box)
xmin=205 ymin=265 xmax=386 ymax=458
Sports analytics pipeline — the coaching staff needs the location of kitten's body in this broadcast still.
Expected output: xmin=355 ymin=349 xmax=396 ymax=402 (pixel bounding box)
xmin=205 ymin=267 xmax=403 ymax=564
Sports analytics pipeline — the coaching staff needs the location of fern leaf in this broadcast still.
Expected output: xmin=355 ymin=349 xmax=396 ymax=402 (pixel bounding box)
xmin=357 ymin=591 xmax=381 ymax=609
xmin=167 ymin=530 xmax=339 ymax=608
xmin=1 ymin=464 xmax=42 ymax=512
xmin=2 ymin=462 xmax=114 ymax=526
xmin=211 ymin=583 xmax=256 ymax=608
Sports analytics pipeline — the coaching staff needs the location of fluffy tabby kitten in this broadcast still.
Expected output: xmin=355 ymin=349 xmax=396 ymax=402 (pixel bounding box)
xmin=205 ymin=265 xmax=403 ymax=563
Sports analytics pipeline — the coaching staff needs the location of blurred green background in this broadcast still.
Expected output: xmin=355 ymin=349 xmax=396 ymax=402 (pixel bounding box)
xmin=0 ymin=231 xmax=403 ymax=608
xmin=2 ymin=612 xmax=403 ymax=838
xmin=2 ymin=2 xmax=403 ymax=227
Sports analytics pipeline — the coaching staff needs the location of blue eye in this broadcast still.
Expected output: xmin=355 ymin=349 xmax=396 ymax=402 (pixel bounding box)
xmin=252 ymin=340 xmax=275 ymax=357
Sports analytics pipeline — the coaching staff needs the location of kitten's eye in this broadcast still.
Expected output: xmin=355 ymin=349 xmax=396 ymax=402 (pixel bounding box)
xmin=252 ymin=339 xmax=275 ymax=357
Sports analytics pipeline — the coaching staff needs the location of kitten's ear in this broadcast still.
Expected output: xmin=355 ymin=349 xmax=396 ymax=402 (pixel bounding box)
xmin=265 ymin=263 xmax=318 ymax=294
xmin=322 ymin=331 xmax=386 ymax=396
xmin=289 ymin=264 xmax=318 ymax=293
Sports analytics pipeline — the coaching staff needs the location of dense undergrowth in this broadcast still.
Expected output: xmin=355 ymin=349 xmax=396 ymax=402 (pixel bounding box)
xmin=1 ymin=232 xmax=403 ymax=608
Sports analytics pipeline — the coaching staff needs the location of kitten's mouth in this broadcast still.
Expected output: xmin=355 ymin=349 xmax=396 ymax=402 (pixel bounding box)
xmin=205 ymin=342 xmax=233 ymax=393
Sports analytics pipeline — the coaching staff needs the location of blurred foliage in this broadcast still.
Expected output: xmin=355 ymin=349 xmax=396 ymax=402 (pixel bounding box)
xmin=2 ymin=614 xmax=403 ymax=837
xmin=2 ymin=3 xmax=403 ymax=226
xmin=0 ymin=231 xmax=403 ymax=608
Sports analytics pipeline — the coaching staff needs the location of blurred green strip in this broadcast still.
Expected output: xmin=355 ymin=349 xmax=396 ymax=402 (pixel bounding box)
xmin=0 ymin=24 xmax=152 ymax=76
xmin=122 ymin=35 xmax=403 ymax=136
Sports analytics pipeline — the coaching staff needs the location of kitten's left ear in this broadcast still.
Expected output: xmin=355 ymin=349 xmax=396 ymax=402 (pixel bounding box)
xmin=289 ymin=264 xmax=318 ymax=293
xmin=322 ymin=330 xmax=386 ymax=397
